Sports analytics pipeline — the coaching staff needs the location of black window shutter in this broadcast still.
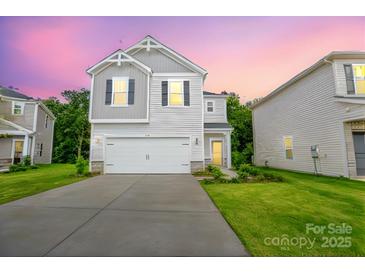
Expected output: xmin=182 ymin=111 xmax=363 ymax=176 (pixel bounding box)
xmin=344 ymin=64 xmax=355 ymax=95
xmin=162 ymin=81 xmax=168 ymax=106
xmin=105 ymin=79 xmax=113 ymax=105
xmin=128 ymin=79 xmax=135 ymax=105
xmin=183 ymin=81 xmax=190 ymax=106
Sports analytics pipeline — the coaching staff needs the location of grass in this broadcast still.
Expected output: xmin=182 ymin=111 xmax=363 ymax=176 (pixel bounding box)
xmin=0 ymin=164 xmax=90 ymax=205
xmin=201 ymin=167 xmax=365 ymax=256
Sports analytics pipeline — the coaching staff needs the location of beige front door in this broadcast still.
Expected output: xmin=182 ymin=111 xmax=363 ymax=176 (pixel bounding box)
xmin=212 ymin=141 xmax=223 ymax=166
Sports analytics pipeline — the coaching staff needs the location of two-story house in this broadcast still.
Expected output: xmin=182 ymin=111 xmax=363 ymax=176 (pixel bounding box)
xmin=252 ymin=51 xmax=365 ymax=178
xmin=88 ymin=35 xmax=232 ymax=174
xmin=0 ymin=86 xmax=55 ymax=170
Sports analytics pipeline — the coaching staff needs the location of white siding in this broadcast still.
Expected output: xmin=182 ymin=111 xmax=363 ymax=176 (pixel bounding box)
xmin=131 ymin=49 xmax=193 ymax=73
xmin=253 ymin=63 xmax=348 ymax=177
xmin=91 ymin=75 xmax=204 ymax=162
xmin=91 ymin=63 xmax=148 ymax=120
xmin=203 ymin=97 xmax=227 ymax=123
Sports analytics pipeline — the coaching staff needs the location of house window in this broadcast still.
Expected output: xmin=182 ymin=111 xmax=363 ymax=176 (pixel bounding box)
xmin=45 ymin=115 xmax=49 ymax=128
xmin=12 ymin=101 xmax=24 ymax=115
xmin=206 ymin=101 xmax=214 ymax=112
xmin=168 ymin=81 xmax=183 ymax=106
xmin=284 ymin=136 xmax=293 ymax=160
xmin=112 ymin=77 xmax=128 ymax=106
xmin=39 ymin=143 xmax=43 ymax=157
xmin=353 ymin=65 xmax=365 ymax=94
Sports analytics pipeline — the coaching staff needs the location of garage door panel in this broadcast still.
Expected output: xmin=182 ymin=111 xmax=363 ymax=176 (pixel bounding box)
xmin=105 ymin=137 xmax=190 ymax=174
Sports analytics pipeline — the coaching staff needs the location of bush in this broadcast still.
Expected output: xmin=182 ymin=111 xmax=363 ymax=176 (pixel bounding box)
xmin=255 ymin=174 xmax=266 ymax=182
xmin=232 ymin=143 xmax=254 ymax=169
xmin=9 ymin=164 xmax=27 ymax=172
xmin=75 ymin=156 xmax=88 ymax=176
xmin=238 ymin=164 xmax=259 ymax=176
xmin=21 ymin=155 xmax=31 ymax=166
xmin=237 ymin=171 xmax=250 ymax=181
xmin=229 ymin=177 xmax=241 ymax=184
xmin=261 ymin=171 xmax=284 ymax=182
xmin=207 ymin=164 xmax=215 ymax=173
xmin=211 ymin=166 xmax=224 ymax=180
xmin=29 ymin=165 xmax=39 ymax=169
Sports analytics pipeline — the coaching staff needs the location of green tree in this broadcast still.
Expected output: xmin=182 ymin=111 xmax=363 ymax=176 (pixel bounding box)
xmin=225 ymin=92 xmax=254 ymax=167
xmin=43 ymin=89 xmax=90 ymax=163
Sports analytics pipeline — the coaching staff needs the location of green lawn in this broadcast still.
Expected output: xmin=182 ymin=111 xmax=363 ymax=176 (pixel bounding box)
xmin=0 ymin=164 xmax=89 ymax=205
xmin=202 ymin=168 xmax=365 ymax=256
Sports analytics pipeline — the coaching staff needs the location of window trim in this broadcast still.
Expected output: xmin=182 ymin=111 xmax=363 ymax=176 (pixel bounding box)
xmin=283 ymin=135 xmax=294 ymax=160
xmin=111 ymin=76 xmax=129 ymax=107
xmin=45 ymin=115 xmax=49 ymax=128
xmin=166 ymin=79 xmax=186 ymax=108
xmin=206 ymin=100 xmax=215 ymax=113
xmin=12 ymin=101 xmax=25 ymax=116
xmin=352 ymin=64 xmax=365 ymax=95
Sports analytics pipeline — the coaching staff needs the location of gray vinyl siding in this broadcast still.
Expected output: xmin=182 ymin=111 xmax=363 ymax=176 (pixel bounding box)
xmin=131 ymin=49 xmax=193 ymax=73
xmin=333 ymin=59 xmax=365 ymax=96
xmin=0 ymin=138 xmax=12 ymax=159
xmin=91 ymin=63 xmax=148 ymax=120
xmin=203 ymin=97 xmax=227 ymax=123
xmin=91 ymin=75 xmax=204 ymax=162
xmin=253 ymin=63 xmax=348 ymax=177
xmin=0 ymin=100 xmax=35 ymax=130
xmin=33 ymin=107 xmax=54 ymax=164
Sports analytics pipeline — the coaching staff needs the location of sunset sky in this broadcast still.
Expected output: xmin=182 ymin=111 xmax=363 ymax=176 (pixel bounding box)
xmin=0 ymin=16 xmax=365 ymax=102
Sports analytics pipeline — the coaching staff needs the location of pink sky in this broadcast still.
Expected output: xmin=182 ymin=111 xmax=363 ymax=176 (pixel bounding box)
xmin=0 ymin=17 xmax=364 ymax=102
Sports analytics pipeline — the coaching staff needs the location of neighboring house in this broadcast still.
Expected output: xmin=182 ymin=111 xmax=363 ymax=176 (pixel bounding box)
xmin=0 ymin=86 xmax=55 ymax=170
xmin=252 ymin=51 xmax=365 ymax=178
xmin=88 ymin=35 xmax=232 ymax=174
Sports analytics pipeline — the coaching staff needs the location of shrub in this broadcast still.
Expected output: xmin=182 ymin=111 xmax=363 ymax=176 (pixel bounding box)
xmin=29 ymin=165 xmax=39 ymax=169
xmin=232 ymin=151 xmax=245 ymax=169
xmin=21 ymin=155 xmax=31 ymax=166
xmin=210 ymin=166 xmax=224 ymax=180
xmin=237 ymin=171 xmax=250 ymax=181
xmin=261 ymin=171 xmax=284 ymax=182
xmin=9 ymin=164 xmax=27 ymax=172
xmin=75 ymin=156 xmax=88 ymax=176
xmin=207 ymin=164 xmax=215 ymax=173
xmin=255 ymin=174 xmax=266 ymax=182
xmin=229 ymin=177 xmax=241 ymax=184
xmin=238 ymin=164 xmax=259 ymax=176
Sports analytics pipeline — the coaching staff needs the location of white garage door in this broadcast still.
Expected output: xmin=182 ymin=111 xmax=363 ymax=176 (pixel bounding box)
xmin=104 ymin=137 xmax=191 ymax=174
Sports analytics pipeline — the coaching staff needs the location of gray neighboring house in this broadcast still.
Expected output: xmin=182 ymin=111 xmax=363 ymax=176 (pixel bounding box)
xmin=0 ymin=86 xmax=55 ymax=170
xmin=88 ymin=35 xmax=232 ymax=174
xmin=252 ymin=51 xmax=365 ymax=178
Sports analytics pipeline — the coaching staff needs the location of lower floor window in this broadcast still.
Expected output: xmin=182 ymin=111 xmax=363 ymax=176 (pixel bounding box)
xmin=284 ymin=136 xmax=293 ymax=160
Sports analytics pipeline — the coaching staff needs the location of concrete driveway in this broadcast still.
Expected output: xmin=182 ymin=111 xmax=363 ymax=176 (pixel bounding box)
xmin=0 ymin=175 xmax=248 ymax=256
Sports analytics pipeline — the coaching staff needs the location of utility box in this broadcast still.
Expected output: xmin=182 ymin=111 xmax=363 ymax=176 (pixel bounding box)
xmin=311 ymin=145 xmax=319 ymax=158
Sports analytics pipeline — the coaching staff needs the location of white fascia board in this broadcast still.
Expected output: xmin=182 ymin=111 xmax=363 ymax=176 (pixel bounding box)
xmin=89 ymin=119 xmax=149 ymax=124
xmin=153 ymin=73 xmax=201 ymax=77
xmin=38 ymin=102 xmax=55 ymax=119
xmin=204 ymin=128 xmax=233 ymax=132
xmin=87 ymin=50 xmax=152 ymax=76
xmin=203 ymin=94 xmax=229 ymax=98
xmin=0 ymin=118 xmax=33 ymax=134
xmin=0 ymin=130 xmax=28 ymax=135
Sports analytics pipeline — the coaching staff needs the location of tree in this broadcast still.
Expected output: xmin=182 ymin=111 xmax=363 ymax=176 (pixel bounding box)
xmin=226 ymin=93 xmax=253 ymax=167
xmin=43 ymin=89 xmax=90 ymax=163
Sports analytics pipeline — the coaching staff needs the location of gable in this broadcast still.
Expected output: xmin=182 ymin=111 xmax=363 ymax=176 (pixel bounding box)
xmin=126 ymin=36 xmax=207 ymax=76
xmin=131 ymin=48 xmax=193 ymax=73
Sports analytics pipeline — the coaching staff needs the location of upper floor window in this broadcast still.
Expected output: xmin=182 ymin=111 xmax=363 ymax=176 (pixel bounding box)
xmin=344 ymin=64 xmax=365 ymax=95
xmin=169 ymin=81 xmax=184 ymax=106
xmin=206 ymin=101 xmax=214 ymax=112
xmin=112 ymin=77 xmax=129 ymax=106
xmin=45 ymin=115 xmax=49 ymax=128
xmin=12 ymin=101 xmax=24 ymax=115
xmin=284 ymin=136 xmax=293 ymax=160
xmin=353 ymin=65 xmax=365 ymax=94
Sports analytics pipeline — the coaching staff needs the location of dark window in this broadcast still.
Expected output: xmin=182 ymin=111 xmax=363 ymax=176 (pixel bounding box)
xmin=39 ymin=143 xmax=43 ymax=157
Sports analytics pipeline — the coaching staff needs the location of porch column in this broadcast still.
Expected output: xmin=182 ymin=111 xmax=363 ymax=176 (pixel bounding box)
xmin=23 ymin=134 xmax=29 ymax=157
xmin=227 ymin=132 xmax=231 ymax=168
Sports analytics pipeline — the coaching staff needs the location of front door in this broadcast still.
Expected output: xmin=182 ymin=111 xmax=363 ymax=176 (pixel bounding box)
xmin=13 ymin=140 xmax=24 ymax=164
xmin=353 ymin=132 xmax=365 ymax=176
xmin=212 ymin=141 xmax=223 ymax=166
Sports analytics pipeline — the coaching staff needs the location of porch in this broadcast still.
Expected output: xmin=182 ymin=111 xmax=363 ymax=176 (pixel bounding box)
xmin=204 ymin=123 xmax=233 ymax=169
